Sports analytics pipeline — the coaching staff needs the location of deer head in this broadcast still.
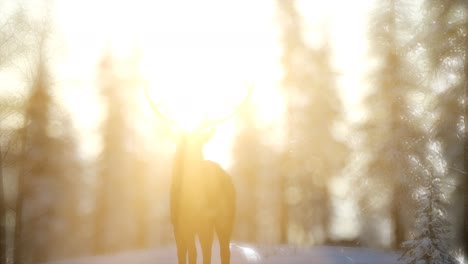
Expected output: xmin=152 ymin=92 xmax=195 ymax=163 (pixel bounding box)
xmin=144 ymin=83 xmax=253 ymax=155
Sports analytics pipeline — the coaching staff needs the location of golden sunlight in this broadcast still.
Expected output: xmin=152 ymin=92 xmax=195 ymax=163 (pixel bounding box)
xmin=55 ymin=0 xmax=282 ymax=133
xmin=7 ymin=0 xmax=460 ymax=261
xmin=136 ymin=1 xmax=276 ymax=131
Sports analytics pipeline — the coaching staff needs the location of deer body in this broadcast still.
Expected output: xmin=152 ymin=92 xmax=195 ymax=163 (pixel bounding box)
xmin=144 ymin=83 xmax=252 ymax=264
xmin=170 ymin=133 xmax=235 ymax=264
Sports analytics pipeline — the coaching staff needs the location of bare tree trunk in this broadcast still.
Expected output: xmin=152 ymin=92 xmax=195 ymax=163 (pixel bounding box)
xmin=93 ymin=178 xmax=107 ymax=254
xmin=14 ymin=124 xmax=28 ymax=264
xmin=13 ymin=169 xmax=24 ymax=264
xmin=279 ymin=168 xmax=288 ymax=243
xmin=0 ymin=143 xmax=6 ymax=264
xmin=320 ymin=186 xmax=331 ymax=243
xmin=391 ymin=185 xmax=405 ymax=249
xmin=464 ymin=177 xmax=468 ymax=254
xmin=463 ymin=32 xmax=468 ymax=255
xmin=135 ymin=159 xmax=148 ymax=248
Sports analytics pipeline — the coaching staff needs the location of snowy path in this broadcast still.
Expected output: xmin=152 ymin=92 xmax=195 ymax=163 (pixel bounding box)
xmin=45 ymin=243 xmax=400 ymax=264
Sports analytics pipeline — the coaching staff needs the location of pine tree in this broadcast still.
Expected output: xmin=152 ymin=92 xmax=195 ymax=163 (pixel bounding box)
xmin=395 ymin=0 xmax=465 ymax=261
xmin=47 ymin=113 xmax=85 ymax=259
xmin=276 ymin=0 xmax=347 ymax=244
xmin=418 ymin=0 xmax=467 ymax=250
xmin=399 ymin=145 xmax=459 ymax=264
xmin=15 ymin=55 xmax=54 ymax=264
xmin=231 ymin=104 xmax=261 ymax=242
xmin=357 ymin=0 xmax=426 ymax=247
xmin=14 ymin=57 xmax=60 ymax=264
xmin=14 ymin=47 xmax=84 ymax=264
xmin=94 ymin=52 xmax=145 ymax=253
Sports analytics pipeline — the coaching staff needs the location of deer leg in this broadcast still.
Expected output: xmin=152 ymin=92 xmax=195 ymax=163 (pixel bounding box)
xmin=174 ymin=230 xmax=187 ymax=264
xmin=187 ymin=235 xmax=197 ymax=264
xmin=216 ymin=224 xmax=232 ymax=264
xmin=218 ymin=233 xmax=231 ymax=264
xmin=199 ymin=226 xmax=214 ymax=264
xmin=176 ymin=244 xmax=187 ymax=264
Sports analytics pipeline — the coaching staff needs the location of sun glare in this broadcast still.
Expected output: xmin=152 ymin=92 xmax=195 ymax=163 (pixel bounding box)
xmin=134 ymin=1 xmax=275 ymax=131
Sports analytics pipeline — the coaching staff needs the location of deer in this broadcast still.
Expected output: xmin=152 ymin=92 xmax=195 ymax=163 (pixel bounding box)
xmin=144 ymin=85 xmax=253 ymax=264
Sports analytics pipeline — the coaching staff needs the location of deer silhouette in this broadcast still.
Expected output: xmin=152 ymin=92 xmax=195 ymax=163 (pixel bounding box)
xmin=145 ymin=85 xmax=252 ymax=264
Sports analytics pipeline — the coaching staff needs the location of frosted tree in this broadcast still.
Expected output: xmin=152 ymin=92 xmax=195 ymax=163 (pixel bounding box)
xmin=354 ymin=0 xmax=427 ymax=247
xmin=399 ymin=148 xmax=458 ymax=264
xmin=395 ymin=0 xmax=465 ymax=260
xmin=418 ymin=0 xmax=467 ymax=250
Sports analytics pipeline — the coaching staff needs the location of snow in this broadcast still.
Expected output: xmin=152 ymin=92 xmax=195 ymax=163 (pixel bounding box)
xmin=44 ymin=243 xmax=400 ymax=264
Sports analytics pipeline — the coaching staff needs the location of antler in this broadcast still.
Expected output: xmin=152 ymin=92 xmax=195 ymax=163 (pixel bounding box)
xmin=145 ymin=82 xmax=254 ymax=131
xmin=144 ymin=84 xmax=179 ymax=130
xmin=197 ymin=82 xmax=254 ymax=131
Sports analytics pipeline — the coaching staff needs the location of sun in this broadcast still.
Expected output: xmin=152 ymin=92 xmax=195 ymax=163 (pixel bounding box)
xmin=140 ymin=37 xmax=256 ymax=131
xmin=136 ymin=1 xmax=269 ymax=131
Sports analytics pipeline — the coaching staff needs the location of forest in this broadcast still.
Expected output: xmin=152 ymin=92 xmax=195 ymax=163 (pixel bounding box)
xmin=0 ymin=0 xmax=466 ymax=264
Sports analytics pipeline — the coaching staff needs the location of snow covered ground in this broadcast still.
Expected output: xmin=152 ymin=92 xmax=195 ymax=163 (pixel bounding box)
xmin=45 ymin=243 xmax=400 ymax=264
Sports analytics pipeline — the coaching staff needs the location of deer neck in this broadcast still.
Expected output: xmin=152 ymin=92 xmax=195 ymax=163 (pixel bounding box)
xmin=172 ymin=140 xmax=204 ymax=183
